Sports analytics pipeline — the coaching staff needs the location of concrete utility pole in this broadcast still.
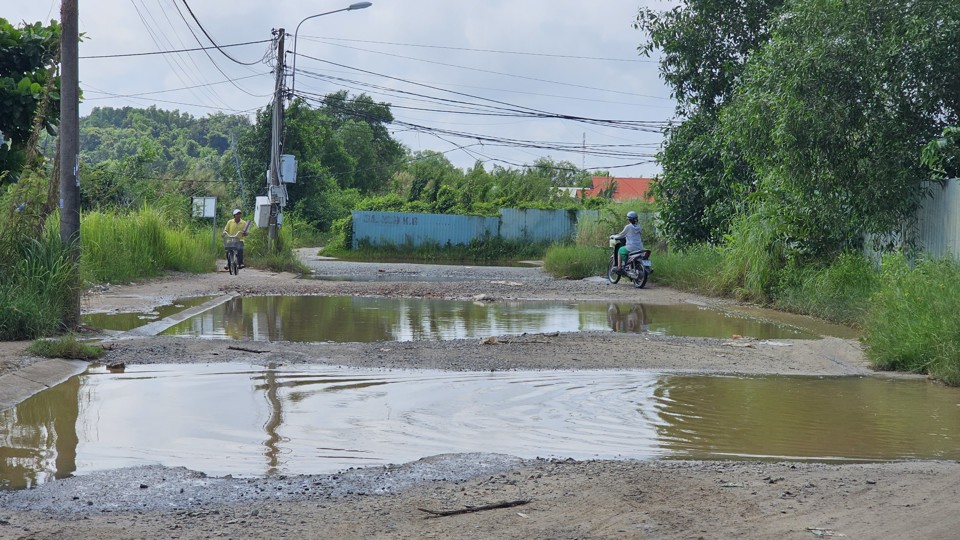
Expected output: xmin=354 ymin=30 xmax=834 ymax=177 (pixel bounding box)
xmin=267 ymin=28 xmax=285 ymax=252
xmin=59 ymin=0 xmax=81 ymax=327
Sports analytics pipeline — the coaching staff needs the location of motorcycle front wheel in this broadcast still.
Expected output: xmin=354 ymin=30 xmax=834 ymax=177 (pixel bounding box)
xmin=607 ymin=256 xmax=621 ymax=284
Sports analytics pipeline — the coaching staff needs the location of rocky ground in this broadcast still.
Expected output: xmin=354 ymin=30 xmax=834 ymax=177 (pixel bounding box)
xmin=1 ymin=251 xmax=958 ymax=539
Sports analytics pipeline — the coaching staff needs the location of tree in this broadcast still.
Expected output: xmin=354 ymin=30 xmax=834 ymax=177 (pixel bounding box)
xmin=0 ymin=18 xmax=61 ymax=183
xmin=723 ymin=0 xmax=960 ymax=257
xmin=634 ymin=0 xmax=782 ymax=246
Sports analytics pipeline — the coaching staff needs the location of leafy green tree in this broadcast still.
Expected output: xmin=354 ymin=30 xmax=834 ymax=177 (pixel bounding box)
xmin=0 ymin=18 xmax=61 ymax=183
xmin=723 ymin=0 xmax=960 ymax=257
xmin=922 ymin=127 xmax=960 ymax=181
xmin=635 ymin=0 xmax=782 ymax=246
xmin=315 ymin=91 xmax=404 ymax=194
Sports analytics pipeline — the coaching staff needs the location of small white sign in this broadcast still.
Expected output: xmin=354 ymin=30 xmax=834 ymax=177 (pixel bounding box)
xmin=192 ymin=197 xmax=216 ymax=218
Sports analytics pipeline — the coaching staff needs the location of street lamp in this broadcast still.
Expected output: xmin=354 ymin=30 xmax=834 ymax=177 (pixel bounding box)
xmin=290 ymin=2 xmax=372 ymax=99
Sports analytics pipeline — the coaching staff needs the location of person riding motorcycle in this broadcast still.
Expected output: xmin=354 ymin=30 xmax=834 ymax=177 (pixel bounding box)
xmin=611 ymin=210 xmax=644 ymax=274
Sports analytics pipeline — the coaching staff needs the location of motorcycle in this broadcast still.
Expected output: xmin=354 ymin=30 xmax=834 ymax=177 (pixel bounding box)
xmin=607 ymin=236 xmax=652 ymax=288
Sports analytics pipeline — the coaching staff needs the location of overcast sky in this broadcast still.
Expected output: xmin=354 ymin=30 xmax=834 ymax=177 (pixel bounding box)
xmin=8 ymin=0 xmax=676 ymax=178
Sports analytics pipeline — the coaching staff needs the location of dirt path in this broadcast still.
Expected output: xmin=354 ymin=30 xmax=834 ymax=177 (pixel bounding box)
xmin=1 ymin=252 xmax=958 ymax=540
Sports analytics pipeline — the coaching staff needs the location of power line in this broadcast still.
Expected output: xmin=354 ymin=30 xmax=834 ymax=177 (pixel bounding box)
xmin=302 ymin=35 xmax=655 ymax=63
xmin=294 ymin=40 xmax=670 ymax=101
xmin=80 ymin=39 xmax=272 ymax=59
xmin=171 ymin=0 xmax=266 ymax=98
xmin=180 ymin=0 xmax=264 ymax=66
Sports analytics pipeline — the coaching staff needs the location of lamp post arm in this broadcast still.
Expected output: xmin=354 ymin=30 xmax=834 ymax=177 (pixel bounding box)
xmin=290 ymin=3 xmax=371 ymax=100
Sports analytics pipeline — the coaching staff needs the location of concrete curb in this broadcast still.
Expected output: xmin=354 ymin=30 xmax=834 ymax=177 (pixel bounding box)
xmin=120 ymin=293 xmax=239 ymax=337
xmin=0 ymin=359 xmax=89 ymax=412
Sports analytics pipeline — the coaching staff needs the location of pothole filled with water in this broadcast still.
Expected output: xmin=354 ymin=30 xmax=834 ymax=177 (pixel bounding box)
xmin=3 ymin=363 xmax=958 ymax=490
xmin=160 ymin=296 xmax=840 ymax=342
xmin=82 ymin=296 xmax=216 ymax=332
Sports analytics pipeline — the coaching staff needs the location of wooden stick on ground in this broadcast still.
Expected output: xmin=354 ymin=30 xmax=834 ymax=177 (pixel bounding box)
xmin=418 ymin=499 xmax=531 ymax=518
xmin=227 ymin=346 xmax=269 ymax=354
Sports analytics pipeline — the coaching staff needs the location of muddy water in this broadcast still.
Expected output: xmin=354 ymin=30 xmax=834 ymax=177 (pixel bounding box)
xmin=82 ymin=296 xmax=216 ymax=332
xmin=3 ymin=364 xmax=958 ymax=489
xmin=161 ymin=296 xmax=832 ymax=342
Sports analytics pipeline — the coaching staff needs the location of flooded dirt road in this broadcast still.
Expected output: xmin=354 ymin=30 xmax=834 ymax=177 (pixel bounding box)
xmin=1 ymin=252 xmax=958 ymax=539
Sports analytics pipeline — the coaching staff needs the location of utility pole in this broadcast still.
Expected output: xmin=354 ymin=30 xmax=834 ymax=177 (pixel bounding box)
xmin=60 ymin=0 xmax=81 ymax=328
xmin=267 ymin=28 xmax=285 ymax=252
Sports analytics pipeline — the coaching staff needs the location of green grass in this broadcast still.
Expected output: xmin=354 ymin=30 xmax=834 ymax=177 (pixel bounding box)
xmin=325 ymin=236 xmax=550 ymax=264
xmin=28 ymin=334 xmax=105 ymax=360
xmin=0 ymin=226 xmax=79 ymax=340
xmin=774 ymin=252 xmax=878 ymax=325
xmin=863 ymin=255 xmax=960 ymax=385
xmin=241 ymin=225 xmax=310 ymax=273
xmin=81 ymin=207 xmax=214 ymax=283
xmin=543 ymin=245 xmax=607 ymax=279
xmin=651 ymin=245 xmax=724 ymax=294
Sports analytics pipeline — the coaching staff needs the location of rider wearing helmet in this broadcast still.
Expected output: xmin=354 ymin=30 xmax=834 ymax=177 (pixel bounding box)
xmin=612 ymin=210 xmax=644 ymax=273
xmin=223 ymin=208 xmax=249 ymax=269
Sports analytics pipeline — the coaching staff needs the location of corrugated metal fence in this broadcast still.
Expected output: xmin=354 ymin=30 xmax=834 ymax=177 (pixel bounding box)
xmin=914 ymin=180 xmax=960 ymax=259
xmin=352 ymin=208 xmax=599 ymax=248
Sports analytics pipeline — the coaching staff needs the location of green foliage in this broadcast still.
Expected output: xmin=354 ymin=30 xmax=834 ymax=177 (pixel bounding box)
xmin=653 ymin=111 xmax=754 ymax=247
xmin=330 ymin=236 xmax=549 ymax=264
xmin=0 ymin=223 xmax=77 ymax=340
xmin=76 ymin=107 xmax=249 ymax=212
xmin=921 ymin=126 xmax=960 ymax=181
xmin=28 ymin=334 xmax=104 ymax=360
xmin=864 ymin=255 xmax=960 ymax=385
xmin=241 ymin=224 xmax=308 ymax=273
xmin=651 ymin=244 xmax=725 ymax=295
xmin=722 ymin=0 xmax=960 ymax=258
xmin=634 ymin=0 xmax=785 ymax=116
xmin=0 ymin=18 xmax=61 ymax=183
xmin=542 ymin=245 xmax=607 ymax=279
xmin=81 ymin=207 xmax=214 ymax=283
xmin=774 ymin=252 xmax=878 ymax=325
xmin=718 ymin=207 xmax=785 ymax=301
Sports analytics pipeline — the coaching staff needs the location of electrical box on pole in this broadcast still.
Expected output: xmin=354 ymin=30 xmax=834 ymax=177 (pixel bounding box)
xmin=280 ymin=154 xmax=297 ymax=183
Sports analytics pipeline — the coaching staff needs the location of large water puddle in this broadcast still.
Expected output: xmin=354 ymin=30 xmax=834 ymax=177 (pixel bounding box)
xmin=3 ymin=363 xmax=958 ymax=490
xmin=161 ymin=296 xmax=834 ymax=342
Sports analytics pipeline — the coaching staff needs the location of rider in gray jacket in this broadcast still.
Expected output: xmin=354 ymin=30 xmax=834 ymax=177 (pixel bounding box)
xmin=612 ymin=210 xmax=644 ymax=273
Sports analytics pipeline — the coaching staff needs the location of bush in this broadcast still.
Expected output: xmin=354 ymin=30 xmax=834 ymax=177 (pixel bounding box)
xmin=652 ymin=244 xmax=724 ymax=294
xmin=0 ymin=226 xmax=78 ymax=340
xmin=863 ymin=255 xmax=960 ymax=385
xmin=543 ymin=245 xmax=606 ymax=279
xmin=774 ymin=252 xmax=877 ymax=325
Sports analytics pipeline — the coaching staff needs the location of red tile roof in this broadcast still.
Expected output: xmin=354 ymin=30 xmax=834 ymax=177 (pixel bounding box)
xmin=580 ymin=177 xmax=655 ymax=202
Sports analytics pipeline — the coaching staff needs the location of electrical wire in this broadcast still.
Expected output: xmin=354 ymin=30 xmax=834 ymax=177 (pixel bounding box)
xmin=180 ymin=0 xmax=265 ymax=66
xmin=80 ymin=39 xmax=273 ymax=59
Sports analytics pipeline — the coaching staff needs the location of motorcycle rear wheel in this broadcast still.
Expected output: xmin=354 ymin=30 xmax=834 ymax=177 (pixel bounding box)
xmin=631 ymin=264 xmax=648 ymax=288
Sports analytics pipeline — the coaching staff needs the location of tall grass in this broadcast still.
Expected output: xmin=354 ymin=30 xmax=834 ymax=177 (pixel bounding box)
xmin=863 ymin=255 xmax=960 ymax=385
xmin=81 ymin=207 xmax=214 ymax=283
xmin=242 ymin=224 xmax=309 ymax=273
xmin=543 ymin=245 xmax=607 ymax=278
xmin=0 ymin=225 xmax=78 ymax=340
xmin=774 ymin=252 xmax=878 ymax=325
xmin=652 ymin=245 xmax=724 ymax=294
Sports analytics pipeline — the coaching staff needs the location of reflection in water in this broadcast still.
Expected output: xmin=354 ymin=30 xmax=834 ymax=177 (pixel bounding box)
xmin=4 ymin=364 xmax=960 ymax=490
xmin=0 ymin=376 xmax=80 ymax=489
xmin=81 ymin=296 xmax=216 ymax=332
xmin=163 ymin=296 xmax=818 ymax=343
